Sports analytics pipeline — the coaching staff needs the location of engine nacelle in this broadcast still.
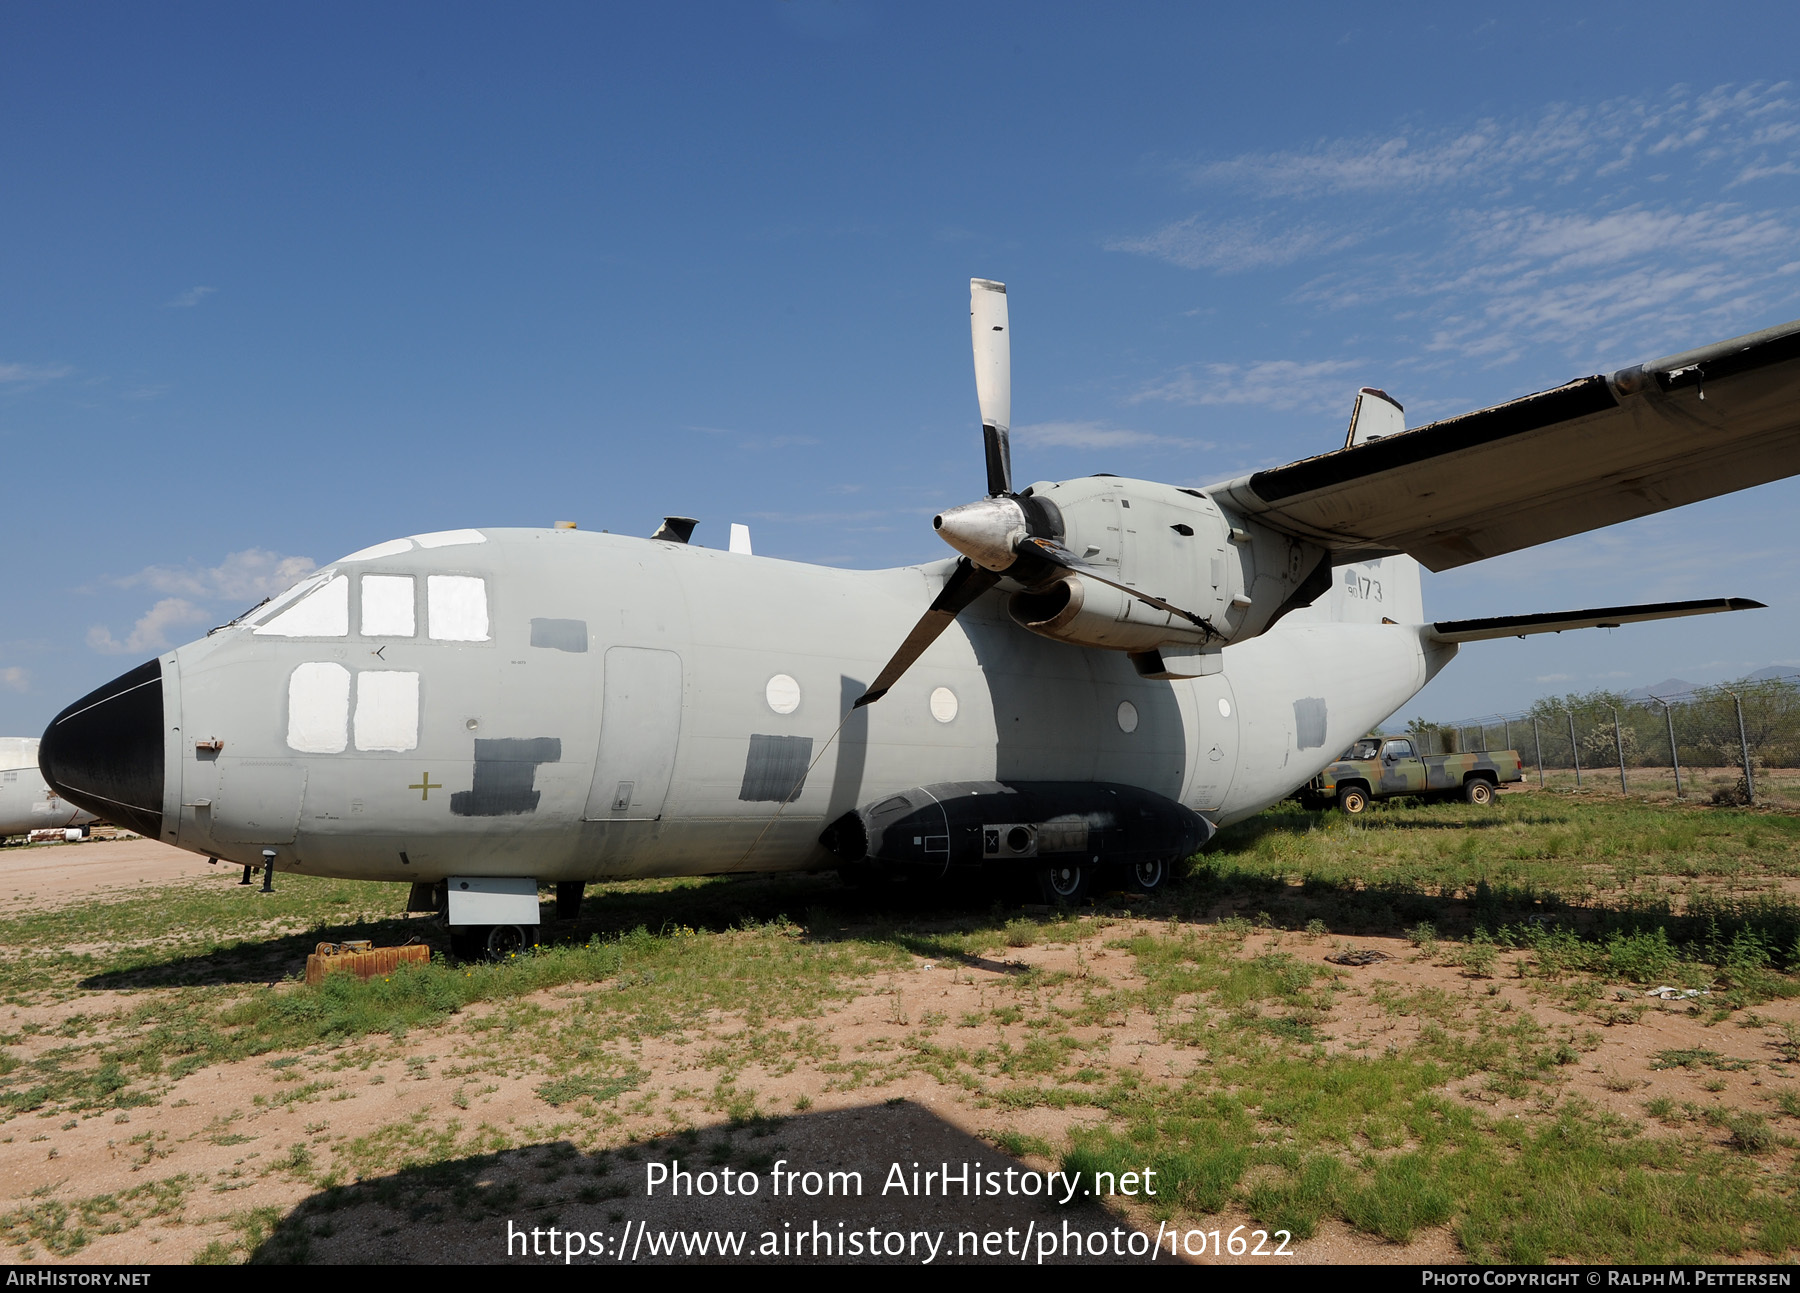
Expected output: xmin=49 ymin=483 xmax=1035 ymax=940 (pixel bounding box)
xmin=1005 ymin=476 xmax=1330 ymax=670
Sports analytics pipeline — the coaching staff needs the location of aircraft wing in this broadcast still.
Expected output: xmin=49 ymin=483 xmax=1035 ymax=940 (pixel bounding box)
xmin=1428 ymin=597 xmax=1763 ymax=644
xmin=1205 ymin=319 xmax=1800 ymax=571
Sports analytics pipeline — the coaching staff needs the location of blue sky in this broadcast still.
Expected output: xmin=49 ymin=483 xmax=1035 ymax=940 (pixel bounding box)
xmin=4 ymin=2 xmax=1800 ymax=734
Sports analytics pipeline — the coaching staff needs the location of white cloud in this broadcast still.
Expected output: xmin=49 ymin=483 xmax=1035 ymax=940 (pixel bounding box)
xmin=113 ymin=548 xmax=317 ymax=603
xmin=1113 ymin=83 xmax=1800 ymax=367
xmin=0 ymin=362 xmax=73 ymax=384
xmin=1105 ymin=217 xmax=1361 ymax=272
xmin=1181 ymin=84 xmax=1799 ymax=199
xmin=166 ymin=286 xmax=216 ymax=308
xmin=1013 ymin=421 xmax=1209 ymax=450
xmin=87 ymin=599 xmax=211 ymax=655
xmin=1130 ymin=359 xmax=1364 ymax=414
xmin=0 ymin=667 xmax=25 ymax=693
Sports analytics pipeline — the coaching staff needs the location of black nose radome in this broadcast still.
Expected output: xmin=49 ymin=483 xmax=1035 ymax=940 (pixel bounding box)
xmin=40 ymin=659 xmax=164 ymax=839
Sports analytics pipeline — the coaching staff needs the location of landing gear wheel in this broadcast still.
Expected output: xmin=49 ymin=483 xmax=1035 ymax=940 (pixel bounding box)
xmin=1035 ymin=862 xmax=1090 ymax=905
xmin=1463 ymin=778 xmax=1496 ymax=807
xmin=1126 ymin=856 xmax=1170 ymax=895
xmin=1338 ymin=786 xmax=1370 ymax=815
xmin=485 ymin=924 xmax=536 ymax=960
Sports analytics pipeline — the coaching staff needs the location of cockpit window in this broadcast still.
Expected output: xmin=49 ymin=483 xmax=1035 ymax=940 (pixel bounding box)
xmin=254 ymin=574 xmax=350 ymax=637
xmin=361 ymin=575 xmax=416 ymax=637
xmin=427 ymin=575 xmax=489 ymax=641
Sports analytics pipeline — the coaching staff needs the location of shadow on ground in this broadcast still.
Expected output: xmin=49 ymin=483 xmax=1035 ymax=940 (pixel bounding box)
xmin=244 ymin=1098 xmax=1155 ymax=1265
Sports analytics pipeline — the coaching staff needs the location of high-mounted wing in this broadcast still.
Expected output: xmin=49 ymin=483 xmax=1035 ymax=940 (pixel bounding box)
xmin=1206 ymin=319 xmax=1800 ymax=571
xmin=1429 ymin=597 xmax=1764 ymax=645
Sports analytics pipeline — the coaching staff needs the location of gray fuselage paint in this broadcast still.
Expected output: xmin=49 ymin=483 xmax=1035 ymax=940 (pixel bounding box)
xmin=163 ymin=528 xmax=1449 ymax=884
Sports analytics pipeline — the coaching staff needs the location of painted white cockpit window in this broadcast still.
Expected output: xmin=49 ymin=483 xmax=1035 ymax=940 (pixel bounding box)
xmin=412 ymin=529 xmax=487 ymax=550
xmin=255 ymin=574 xmax=350 ymax=637
xmin=930 ymin=686 xmax=958 ymax=723
xmin=361 ymin=575 xmax=416 ymax=637
xmin=765 ymin=674 xmax=800 ymax=714
xmin=337 ymin=538 xmax=414 ymax=563
xmin=287 ymin=662 xmax=350 ymax=753
xmin=354 ymin=670 xmax=420 ymax=751
xmin=1117 ymin=700 xmax=1139 ymax=734
xmin=427 ymin=575 xmax=490 ymax=641
xmin=1218 ymin=698 xmax=1232 ymax=718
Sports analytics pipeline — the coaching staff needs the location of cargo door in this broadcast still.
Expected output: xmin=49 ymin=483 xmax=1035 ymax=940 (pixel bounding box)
xmin=1184 ymin=675 xmax=1239 ymax=814
xmin=583 ymin=647 xmax=683 ymax=821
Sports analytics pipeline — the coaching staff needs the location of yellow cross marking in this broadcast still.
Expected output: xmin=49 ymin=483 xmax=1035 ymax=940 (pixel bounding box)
xmin=409 ymin=773 xmax=441 ymax=801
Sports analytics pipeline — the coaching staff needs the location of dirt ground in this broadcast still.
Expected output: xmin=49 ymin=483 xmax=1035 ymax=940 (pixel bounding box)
xmin=0 ymin=834 xmax=222 ymax=914
xmin=0 ymin=839 xmax=1793 ymax=1265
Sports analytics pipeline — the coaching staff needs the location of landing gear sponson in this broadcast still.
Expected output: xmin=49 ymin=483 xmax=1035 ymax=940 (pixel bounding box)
xmin=820 ymin=781 xmax=1213 ymax=903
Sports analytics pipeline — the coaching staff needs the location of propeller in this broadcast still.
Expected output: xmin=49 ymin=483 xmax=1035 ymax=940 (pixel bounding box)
xmin=972 ymin=278 xmax=1012 ymax=496
xmin=855 ymin=279 xmax=1218 ymax=709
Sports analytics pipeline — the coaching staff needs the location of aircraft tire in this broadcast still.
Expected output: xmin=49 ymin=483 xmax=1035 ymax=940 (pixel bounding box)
xmin=1338 ymin=786 xmax=1370 ymax=815
xmin=486 ymin=924 xmax=537 ymax=960
xmin=1463 ymin=778 xmax=1496 ymax=807
xmin=1125 ymin=856 xmax=1170 ymax=895
xmin=1035 ymin=862 xmax=1090 ymax=905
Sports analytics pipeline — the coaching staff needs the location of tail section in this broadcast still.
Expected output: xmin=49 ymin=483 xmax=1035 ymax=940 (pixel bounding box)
xmin=1331 ymin=388 xmax=1423 ymax=626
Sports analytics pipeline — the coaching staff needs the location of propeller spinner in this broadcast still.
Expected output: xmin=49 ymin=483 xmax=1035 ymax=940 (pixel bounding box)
xmin=856 ymin=280 xmax=1217 ymax=708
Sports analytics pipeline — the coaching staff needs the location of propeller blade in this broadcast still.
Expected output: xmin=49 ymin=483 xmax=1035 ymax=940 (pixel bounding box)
xmin=1018 ymin=537 xmax=1221 ymax=637
xmin=855 ymin=558 xmax=1001 ymax=707
xmin=971 ymin=278 xmax=1011 ymax=496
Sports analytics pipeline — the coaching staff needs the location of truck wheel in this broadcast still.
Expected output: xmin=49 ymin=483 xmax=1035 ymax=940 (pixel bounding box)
xmin=1338 ymin=786 xmax=1370 ymax=815
xmin=1463 ymin=778 xmax=1496 ymax=807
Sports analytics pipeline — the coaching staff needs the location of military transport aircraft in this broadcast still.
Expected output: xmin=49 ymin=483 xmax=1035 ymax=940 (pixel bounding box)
xmin=36 ymin=281 xmax=1800 ymax=958
xmin=0 ymin=738 xmax=95 ymax=843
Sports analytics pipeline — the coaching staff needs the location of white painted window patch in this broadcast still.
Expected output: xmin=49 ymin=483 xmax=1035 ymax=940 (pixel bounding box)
xmin=1117 ymin=700 xmax=1139 ymax=734
xmin=1218 ymin=698 xmax=1232 ymax=718
xmin=287 ymin=662 xmax=350 ymax=753
xmin=256 ymin=574 xmax=350 ymax=637
xmin=361 ymin=575 xmax=415 ymax=637
xmin=765 ymin=674 xmax=800 ymax=714
xmin=354 ymin=671 xmax=420 ymax=752
xmin=930 ymin=687 xmax=958 ymax=723
xmin=412 ymin=529 xmax=487 ymax=549
xmin=427 ymin=575 xmax=490 ymax=641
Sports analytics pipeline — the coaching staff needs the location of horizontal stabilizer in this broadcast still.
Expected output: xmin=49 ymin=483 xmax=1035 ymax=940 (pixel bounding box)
xmin=1429 ymin=597 xmax=1763 ymax=644
xmin=1208 ymin=318 xmax=1800 ymax=571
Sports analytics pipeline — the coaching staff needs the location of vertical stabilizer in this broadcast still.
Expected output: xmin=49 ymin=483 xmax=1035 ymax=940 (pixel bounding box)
xmin=1334 ymin=388 xmax=1423 ymax=624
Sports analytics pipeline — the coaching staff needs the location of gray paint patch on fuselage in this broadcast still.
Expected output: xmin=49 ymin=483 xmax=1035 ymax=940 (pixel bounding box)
xmin=739 ymin=734 xmax=813 ymax=803
xmin=530 ymin=618 xmax=588 ymax=652
xmin=1294 ymin=698 xmax=1328 ymax=750
xmin=451 ymin=737 xmax=563 ymax=817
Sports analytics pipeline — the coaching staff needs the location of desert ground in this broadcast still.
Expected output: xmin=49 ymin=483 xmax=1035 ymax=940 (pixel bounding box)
xmin=0 ymin=788 xmax=1794 ymax=1265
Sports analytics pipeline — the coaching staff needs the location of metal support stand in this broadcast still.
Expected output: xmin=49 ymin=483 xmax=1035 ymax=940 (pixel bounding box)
xmin=260 ymin=848 xmax=276 ymax=893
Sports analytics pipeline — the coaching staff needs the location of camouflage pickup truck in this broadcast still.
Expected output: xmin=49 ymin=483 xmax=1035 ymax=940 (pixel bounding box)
xmin=1299 ymin=737 xmax=1523 ymax=813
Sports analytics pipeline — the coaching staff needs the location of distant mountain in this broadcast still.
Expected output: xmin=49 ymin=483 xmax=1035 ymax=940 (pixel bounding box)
xmin=1624 ymin=678 xmax=1701 ymax=701
xmin=1624 ymin=666 xmax=1799 ymax=702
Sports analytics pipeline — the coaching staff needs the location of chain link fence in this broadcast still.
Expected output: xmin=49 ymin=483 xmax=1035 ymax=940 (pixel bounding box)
xmin=1411 ymin=673 xmax=1800 ymax=806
